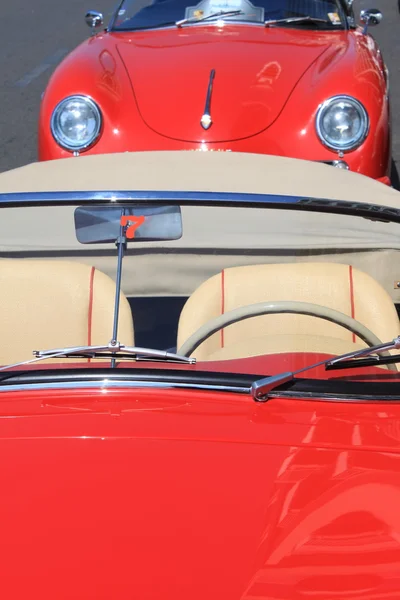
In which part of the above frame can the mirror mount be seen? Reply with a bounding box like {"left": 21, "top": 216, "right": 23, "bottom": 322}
{"left": 360, "top": 8, "right": 382, "bottom": 34}
{"left": 85, "top": 10, "right": 104, "bottom": 36}
{"left": 74, "top": 203, "right": 183, "bottom": 367}
{"left": 110, "top": 216, "right": 128, "bottom": 364}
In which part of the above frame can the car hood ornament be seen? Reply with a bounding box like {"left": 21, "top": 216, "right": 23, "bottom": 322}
{"left": 200, "top": 69, "right": 215, "bottom": 130}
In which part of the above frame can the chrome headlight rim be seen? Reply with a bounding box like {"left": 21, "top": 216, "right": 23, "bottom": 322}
{"left": 51, "top": 95, "right": 102, "bottom": 152}
{"left": 315, "top": 95, "right": 369, "bottom": 153}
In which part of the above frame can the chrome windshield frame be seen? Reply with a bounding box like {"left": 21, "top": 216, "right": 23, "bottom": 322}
{"left": 1, "top": 190, "right": 400, "bottom": 224}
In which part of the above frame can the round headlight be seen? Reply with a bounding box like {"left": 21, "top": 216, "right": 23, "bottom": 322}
{"left": 315, "top": 96, "right": 369, "bottom": 152}
{"left": 51, "top": 95, "right": 102, "bottom": 151}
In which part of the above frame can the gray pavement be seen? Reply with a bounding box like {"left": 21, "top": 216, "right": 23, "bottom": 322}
{"left": 0, "top": 0, "right": 116, "bottom": 172}
{"left": 0, "top": 0, "right": 399, "bottom": 177}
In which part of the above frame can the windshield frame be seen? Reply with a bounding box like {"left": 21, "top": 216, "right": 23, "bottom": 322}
{"left": 2, "top": 189, "right": 400, "bottom": 394}
{"left": 1, "top": 367, "right": 400, "bottom": 400}
{"left": 107, "top": 0, "right": 349, "bottom": 32}
{"left": 2, "top": 190, "right": 399, "bottom": 224}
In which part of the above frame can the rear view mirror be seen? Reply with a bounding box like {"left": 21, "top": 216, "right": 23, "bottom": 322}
{"left": 360, "top": 8, "right": 382, "bottom": 27}
{"left": 85, "top": 10, "right": 104, "bottom": 34}
{"left": 74, "top": 204, "right": 183, "bottom": 244}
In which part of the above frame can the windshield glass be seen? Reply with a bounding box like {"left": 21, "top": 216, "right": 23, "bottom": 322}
{"left": 111, "top": 0, "right": 346, "bottom": 30}
{"left": 1, "top": 196, "right": 400, "bottom": 382}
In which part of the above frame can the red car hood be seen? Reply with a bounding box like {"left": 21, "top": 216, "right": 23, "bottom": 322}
{"left": 116, "top": 27, "right": 335, "bottom": 142}
{"left": 1, "top": 384, "right": 400, "bottom": 599}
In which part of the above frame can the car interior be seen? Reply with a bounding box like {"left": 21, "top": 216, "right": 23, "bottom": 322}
{"left": 0, "top": 257, "right": 399, "bottom": 365}
{"left": 1, "top": 153, "right": 400, "bottom": 366}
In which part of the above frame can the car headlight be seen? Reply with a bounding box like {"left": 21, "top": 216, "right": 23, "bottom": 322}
{"left": 51, "top": 95, "right": 102, "bottom": 151}
{"left": 315, "top": 96, "right": 369, "bottom": 152}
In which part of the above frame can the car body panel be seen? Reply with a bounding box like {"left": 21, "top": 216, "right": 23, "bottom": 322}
{"left": 38, "top": 25, "right": 390, "bottom": 182}
{"left": 116, "top": 28, "right": 331, "bottom": 142}
{"left": 1, "top": 379, "right": 400, "bottom": 599}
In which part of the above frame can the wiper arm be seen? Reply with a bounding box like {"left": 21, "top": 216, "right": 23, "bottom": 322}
{"left": 0, "top": 342, "right": 195, "bottom": 373}
{"left": 176, "top": 10, "right": 243, "bottom": 27}
{"left": 35, "top": 342, "right": 196, "bottom": 363}
{"left": 251, "top": 336, "right": 400, "bottom": 402}
{"left": 265, "top": 16, "right": 330, "bottom": 27}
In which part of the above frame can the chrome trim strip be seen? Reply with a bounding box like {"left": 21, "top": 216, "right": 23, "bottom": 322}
{"left": 267, "top": 390, "right": 400, "bottom": 401}
{"left": 0, "top": 380, "right": 249, "bottom": 394}
{"left": 0, "top": 190, "right": 309, "bottom": 205}
{"left": 200, "top": 69, "right": 215, "bottom": 130}
{"left": 3, "top": 380, "right": 399, "bottom": 402}
{"left": 0, "top": 191, "right": 399, "bottom": 223}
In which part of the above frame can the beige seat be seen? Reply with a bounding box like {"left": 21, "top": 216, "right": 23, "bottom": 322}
{"left": 0, "top": 260, "right": 134, "bottom": 365}
{"left": 177, "top": 263, "right": 400, "bottom": 360}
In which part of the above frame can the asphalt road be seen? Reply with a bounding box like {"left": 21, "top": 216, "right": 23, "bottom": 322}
{"left": 0, "top": 0, "right": 399, "bottom": 176}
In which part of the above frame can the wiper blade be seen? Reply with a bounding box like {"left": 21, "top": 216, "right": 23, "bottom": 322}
{"left": 325, "top": 353, "right": 400, "bottom": 371}
{"left": 176, "top": 10, "right": 243, "bottom": 27}
{"left": 35, "top": 343, "right": 196, "bottom": 363}
{"left": 115, "top": 10, "right": 242, "bottom": 31}
{"left": 252, "top": 336, "right": 400, "bottom": 402}
{"left": 326, "top": 337, "right": 400, "bottom": 370}
{"left": 0, "top": 342, "right": 195, "bottom": 373}
{"left": 265, "top": 16, "right": 330, "bottom": 27}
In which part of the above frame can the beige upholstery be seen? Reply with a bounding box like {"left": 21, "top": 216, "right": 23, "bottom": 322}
{"left": 177, "top": 263, "right": 400, "bottom": 360}
{"left": 0, "top": 260, "right": 134, "bottom": 365}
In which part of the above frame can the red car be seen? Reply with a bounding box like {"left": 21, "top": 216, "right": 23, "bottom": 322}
{"left": 38, "top": 0, "right": 390, "bottom": 183}
{"left": 1, "top": 150, "right": 400, "bottom": 598}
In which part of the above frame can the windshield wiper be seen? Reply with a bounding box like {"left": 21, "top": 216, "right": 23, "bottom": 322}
{"left": 0, "top": 342, "right": 195, "bottom": 373}
{"left": 265, "top": 16, "right": 331, "bottom": 27}
{"left": 176, "top": 10, "right": 243, "bottom": 27}
{"left": 115, "top": 10, "right": 244, "bottom": 31}
{"left": 251, "top": 336, "right": 400, "bottom": 402}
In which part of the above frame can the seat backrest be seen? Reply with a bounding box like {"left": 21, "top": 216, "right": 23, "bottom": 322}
{"left": 177, "top": 263, "right": 400, "bottom": 360}
{"left": 0, "top": 260, "right": 134, "bottom": 365}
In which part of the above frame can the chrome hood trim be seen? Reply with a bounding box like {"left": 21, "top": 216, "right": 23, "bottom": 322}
{"left": 200, "top": 69, "right": 215, "bottom": 130}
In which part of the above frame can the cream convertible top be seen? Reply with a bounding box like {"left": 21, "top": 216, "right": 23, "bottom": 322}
{"left": 1, "top": 151, "right": 400, "bottom": 299}
{"left": 0, "top": 151, "right": 398, "bottom": 200}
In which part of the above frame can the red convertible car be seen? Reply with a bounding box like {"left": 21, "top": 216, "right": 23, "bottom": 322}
{"left": 1, "top": 150, "right": 400, "bottom": 598}
{"left": 38, "top": 0, "right": 390, "bottom": 183}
